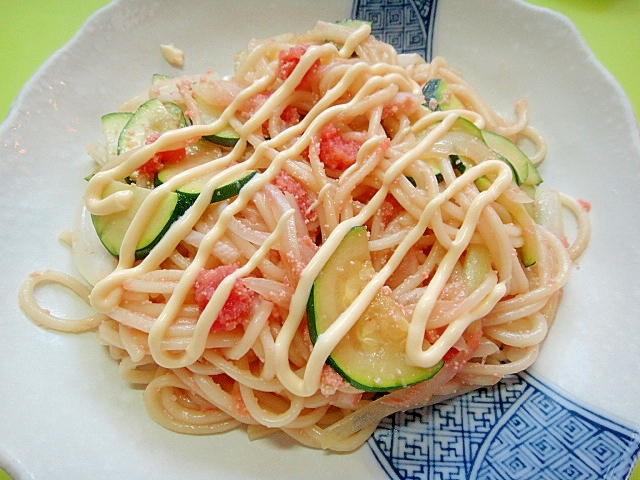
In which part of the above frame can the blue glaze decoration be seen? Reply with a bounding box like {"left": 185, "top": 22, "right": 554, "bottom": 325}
{"left": 368, "top": 373, "right": 640, "bottom": 479}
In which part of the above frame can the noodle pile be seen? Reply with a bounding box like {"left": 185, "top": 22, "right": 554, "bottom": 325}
{"left": 19, "top": 21, "right": 590, "bottom": 451}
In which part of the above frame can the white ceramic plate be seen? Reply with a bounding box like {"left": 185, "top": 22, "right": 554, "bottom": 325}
{"left": 1, "top": 0, "right": 639, "bottom": 478}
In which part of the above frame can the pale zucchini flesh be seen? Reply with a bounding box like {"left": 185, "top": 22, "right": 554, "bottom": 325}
{"left": 91, "top": 180, "right": 188, "bottom": 259}
{"left": 307, "top": 226, "right": 443, "bottom": 392}
{"left": 193, "top": 94, "right": 241, "bottom": 147}
{"left": 117, "top": 98, "right": 188, "bottom": 155}
{"left": 423, "top": 78, "right": 464, "bottom": 111}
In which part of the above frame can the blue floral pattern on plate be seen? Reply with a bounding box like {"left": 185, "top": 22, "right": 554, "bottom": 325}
{"left": 368, "top": 373, "right": 640, "bottom": 479}
{"left": 352, "top": 0, "right": 438, "bottom": 60}
{"left": 351, "top": 0, "right": 640, "bottom": 478}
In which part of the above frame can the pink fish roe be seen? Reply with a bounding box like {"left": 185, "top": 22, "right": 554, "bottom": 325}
{"left": 194, "top": 265, "right": 255, "bottom": 331}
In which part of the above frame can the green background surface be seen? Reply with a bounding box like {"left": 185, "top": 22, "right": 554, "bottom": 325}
{"left": 0, "top": 1, "right": 638, "bottom": 479}
{"left": 0, "top": 0, "right": 638, "bottom": 121}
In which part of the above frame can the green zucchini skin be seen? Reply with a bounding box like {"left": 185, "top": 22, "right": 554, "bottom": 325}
{"left": 482, "top": 130, "right": 541, "bottom": 187}
{"left": 450, "top": 154, "right": 538, "bottom": 267}
{"left": 204, "top": 128, "right": 241, "bottom": 148}
{"left": 210, "top": 171, "right": 257, "bottom": 202}
{"left": 91, "top": 180, "right": 191, "bottom": 260}
{"left": 435, "top": 115, "right": 541, "bottom": 190}
{"left": 117, "top": 98, "right": 188, "bottom": 155}
{"left": 193, "top": 94, "right": 241, "bottom": 147}
{"left": 155, "top": 163, "right": 257, "bottom": 205}
{"left": 422, "top": 77, "right": 542, "bottom": 188}
{"left": 423, "top": 78, "right": 464, "bottom": 111}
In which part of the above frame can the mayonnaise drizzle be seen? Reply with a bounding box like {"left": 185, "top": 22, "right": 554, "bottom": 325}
{"left": 19, "top": 22, "right": 591, "bottom": 448}
{"left": 87, "top": 24, "right": 515, "bottom": 398}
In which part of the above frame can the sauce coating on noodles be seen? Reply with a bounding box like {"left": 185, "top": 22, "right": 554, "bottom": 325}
{"left": 19, "top": 20, "right": 590, "bottom": 451}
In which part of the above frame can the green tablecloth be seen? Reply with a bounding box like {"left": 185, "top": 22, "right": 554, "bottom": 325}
{"left": 1, "top": 0, "right": 638, "bottom": 121}
{"left": 0, "top": 2, "right": 638, "bottom": 480}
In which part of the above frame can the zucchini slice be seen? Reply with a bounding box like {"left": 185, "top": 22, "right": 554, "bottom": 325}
{"left": 117, "top": 98, "right": 188, "bottom": 155}
{"left": 91, "top": 180, "right": 189, "bottom": 259}
{"left": 428, "top": 115, "right": 542, "bottom": 188}
{"left": 463, "top": 244, "right": 492, "bottom": 294}
{"left": 451, "top": 116, "right": 484, "bottom": 140}
{"left": 497, "top": 196, "right": 538, "bottom": 267}
{"left": 449, "top": 154, "right": 492, "bottom": 191}
{"left": 307, "top": 226, "right": 443, "bottom": 392}
{"left": 335, "top": 19, "right": 372, "bottom": 29}
{"left": 420, "top": 77, "right": 542, "bottom": 187}
{"left": 451, "top": 155, "right": 537, "bottom": 266}
{"left": 448, "top": 119, "right": 524, "bottom": 184}
{"left": 423, "top": 78, "right": 464, "bottom": 111}
{"left": 449, "top": 119, "right": 536, "bottom": 187}
{"left": 156, "top": 160, "right": 257, "bottom": 204}
{"left": 482, "top": 130, "right": 542, "bottom": 186}
{"left": 101, "top": 112, "right": 132, "bottom": 161}
{"left": 193, "top": 94, "right": 241, "bottom": 147}
{"left": 151, "top": 73, "right": 170, "bottom": 85}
